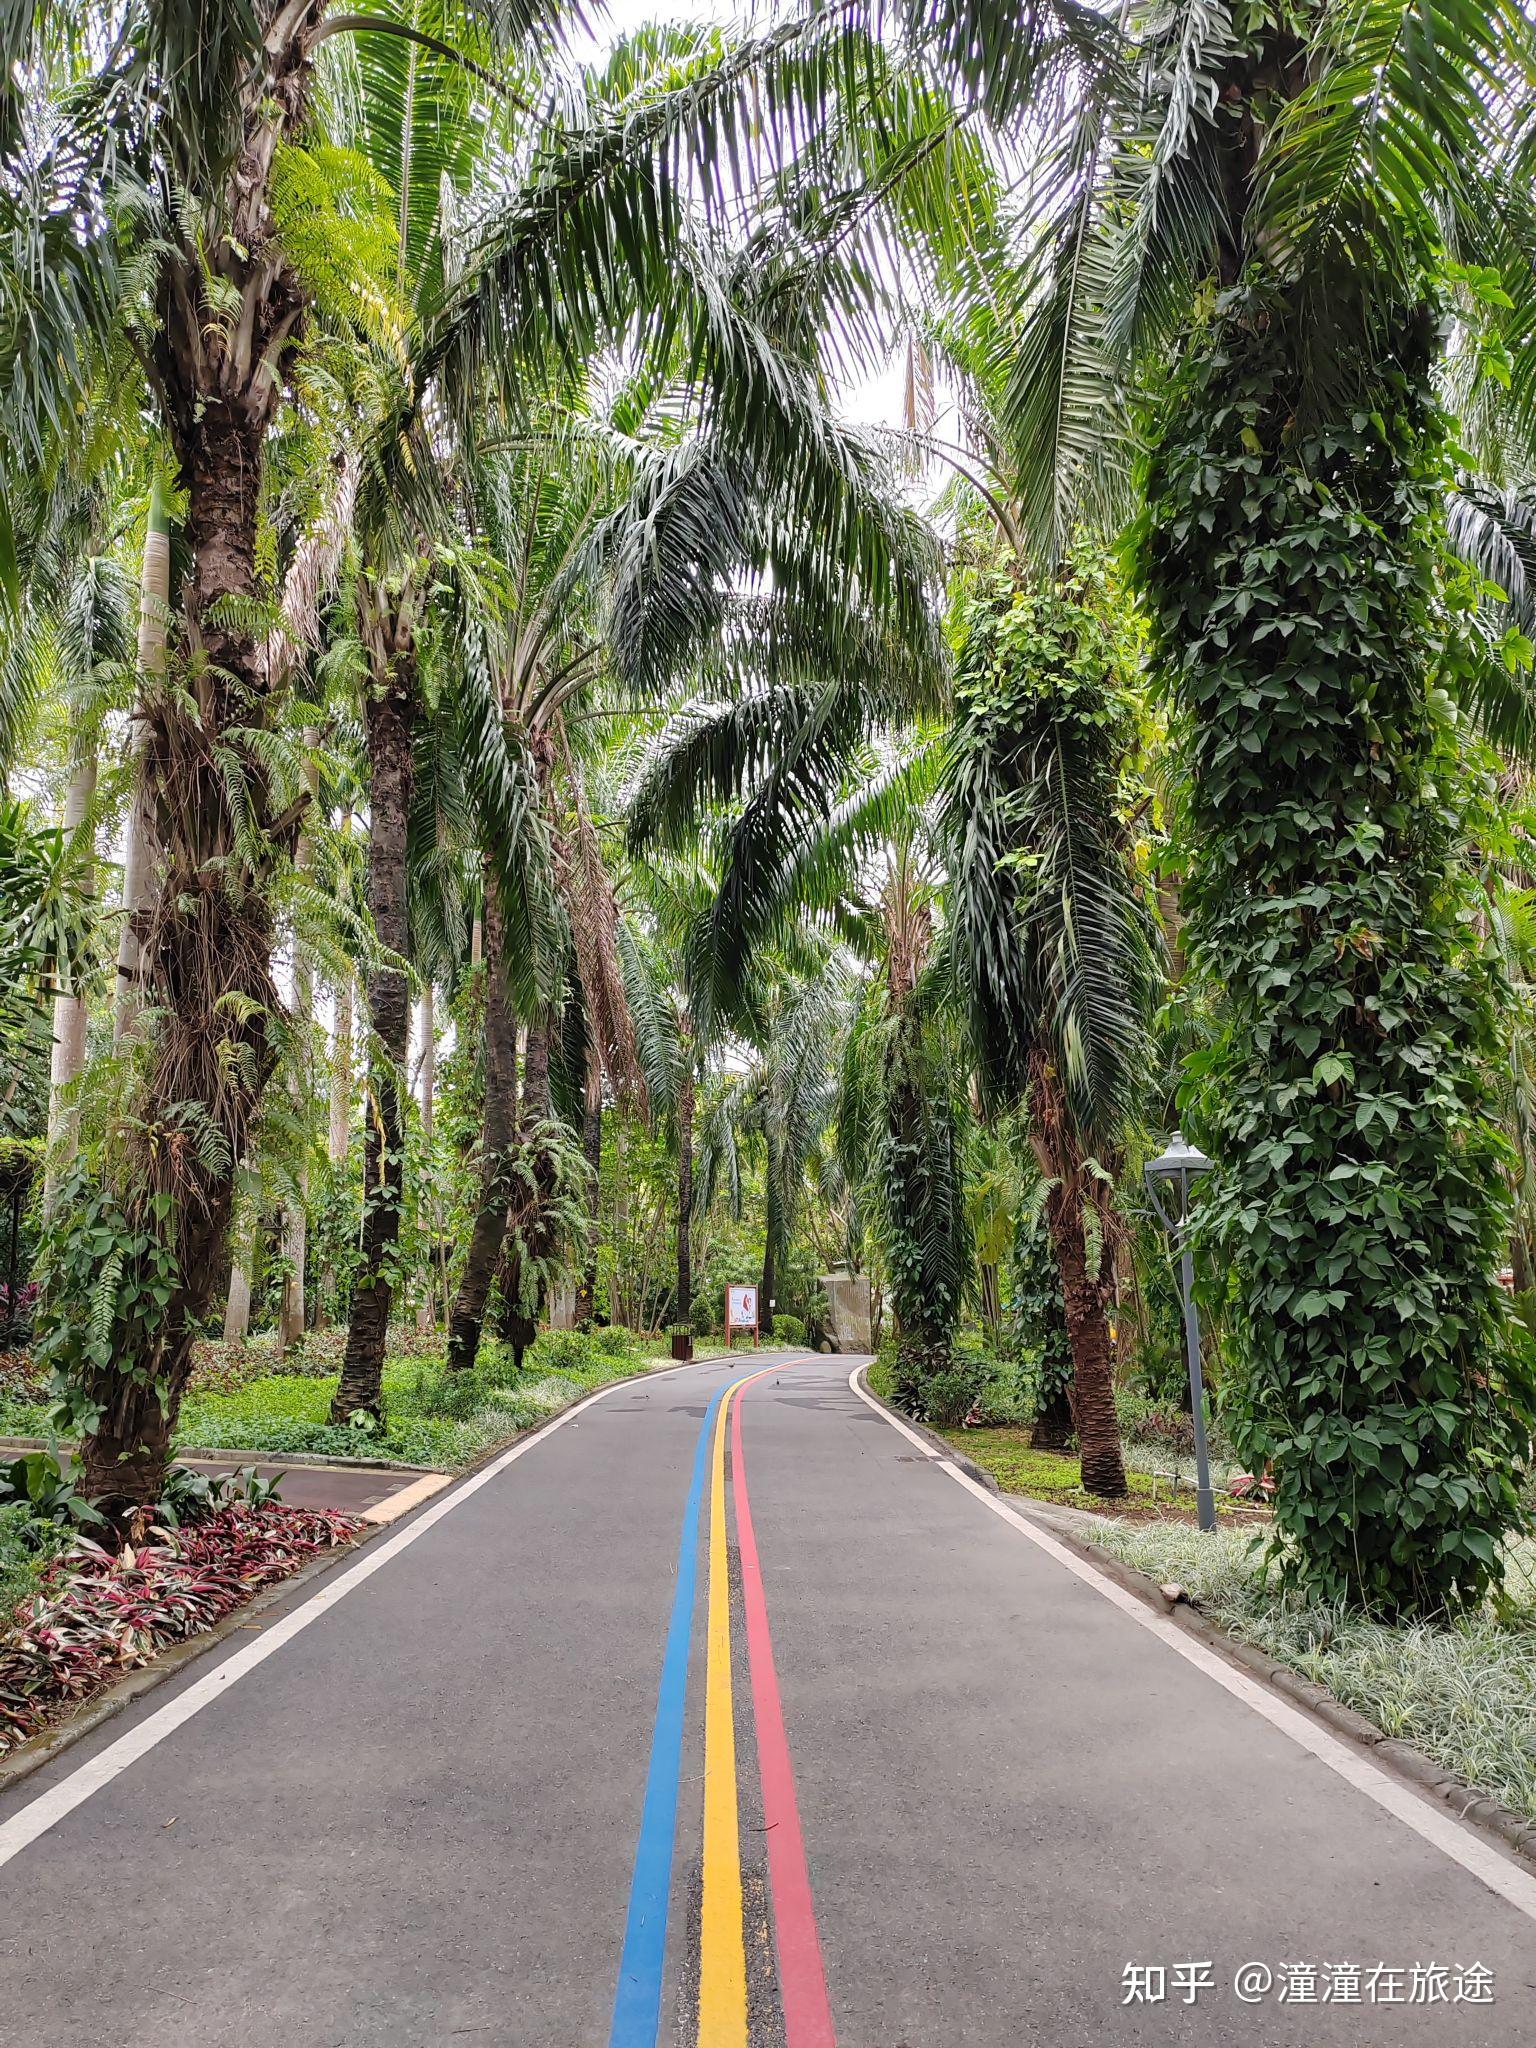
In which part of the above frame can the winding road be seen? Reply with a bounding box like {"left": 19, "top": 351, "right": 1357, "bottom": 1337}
{"left": 2, "top": 1349, "right": 1535, "bottom": 2044}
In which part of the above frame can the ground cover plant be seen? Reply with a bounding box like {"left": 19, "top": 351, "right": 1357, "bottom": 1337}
{"left": 0, "top": 1499, "right": 359, "bottom": 1758}
{"left": 1094, "top": 1522, "right": 1536, "bottom": 1828}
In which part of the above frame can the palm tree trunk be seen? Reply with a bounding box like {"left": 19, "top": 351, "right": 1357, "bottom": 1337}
{"left": 76, "top": 13, "right": 327, "bottom": 1512}
{"left": 329, "top": 977, "right": 353, "bottom": 1167}
{"left": 498, "top": 1022, "right": 552, "bottom": 1369}
{"left": 612, "top": 1120, "right": 630, "bottom": 1328}
{"left": 576, "top": 1091, "right": 602, "bottom": 1328}
{"left": 760, "top": 1162, "right": 778, "bottom": 1339}
{"left": 44, "top": 738, "right": 97, "bottom": 1205}
{"left": 1046, "top": 1187, "right": 1126, "bottom": 1498}
{"left": 333, "top": 586, "right": 416, "bottom": 1421}
{"left": 279, "top": 751, "right": 318, "bottom": 1354}
{"left": 1030, "top": 1381, "right": 1075, "bottom": 1452}
{"left": 446, "top": 880, "right": 517, "bottom": 1372}
{"left": 315, "top": 973, "right": 352, "bottom": 1329}
{"left": 979, "top": 1260, "right": 1001, "bottom": 1335}
{"left": 114, "top": 478, "right": 169, "bottom": 1044}
{"left": 676, "top": 1062, "right": 695, "bottom": 1331}
{"left": 415, "top": 985, "right": 437, "bottom": 1334}
{"left": 223, "top": 1229, "right": 253, "bottom": 1341}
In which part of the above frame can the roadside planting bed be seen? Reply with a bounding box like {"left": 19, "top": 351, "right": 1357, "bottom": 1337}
{"left": 1, "top": 1499, "right": 359, "bottom": 1761}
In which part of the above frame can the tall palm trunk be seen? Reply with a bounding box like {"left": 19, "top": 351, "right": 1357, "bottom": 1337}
{"left": 759, "top": 1123, "right": 781, "bottom": 1339}
{"left": 576, "top": 1090, "right": 602, "bottom": 1327}
{"left": 315, "top": 974, "right": 352, "bottom": 1329}
{"left": 115, "top": 478, "right": 169, "bottom": 1044}
{"left": 1044, "top": 1175, "right": 1125, "bottom": 1497}
{"left": 676, "top": 1054, "right": 695, "bottom": 1332}
{"left": 415, "top": 986, "right": 438, "bottom": 1334}
{"left": 332, "top": 582, "right": 417, "bottom": 1421}
{"left": 612, "top": 1120, "right": 630, "bottom": 1327}
{"left": 279, "top": 749, "right": 319, "bottom": 1354}
{"left": 76, "top": 9, "right": 327, "bottom": 1509}
{"left": 496, "top": 1023, "right": 554, "bottom": 1369}
{"left": 446, "top": 878, "right": 517, "bottom": 1372}
{"left": 44, "top": 737, "right": 97, "bottom": 1204}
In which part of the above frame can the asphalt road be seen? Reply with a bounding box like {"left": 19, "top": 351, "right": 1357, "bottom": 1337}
{"left": 2, "top": 1350, "right": 1535, "bottom": 2046}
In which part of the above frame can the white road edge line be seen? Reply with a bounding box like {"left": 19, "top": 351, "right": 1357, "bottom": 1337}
{"left": 848, "top": 1363, "right": 1536, "bottom": 1928}
{"left": 0, "top": 1353, "right": 724, "bottom": 1872}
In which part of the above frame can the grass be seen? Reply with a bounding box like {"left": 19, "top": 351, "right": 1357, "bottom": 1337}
{"left": 178, "top": 1341, "right": 672, "bottom": 1469}
{"left": 0, "top": 1327, "right": 691, "bottom": 1472}
{"left": 1090, "top": 1520, "right": 1536, "bottom": 1824}
{"left": 936, "top": 1427, "right": 1260, "bottom": 1523}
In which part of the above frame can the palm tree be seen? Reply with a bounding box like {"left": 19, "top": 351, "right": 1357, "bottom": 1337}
{"left": 941, "top": 555, "right": 1159, "bottom": 1495}
{"left": 6, "top": 2, "right": 945, "bottom": 1504}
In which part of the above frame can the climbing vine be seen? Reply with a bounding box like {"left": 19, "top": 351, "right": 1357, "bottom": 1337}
{"left": 1138, "top": 281, "right": 1536, "bottom": 1613}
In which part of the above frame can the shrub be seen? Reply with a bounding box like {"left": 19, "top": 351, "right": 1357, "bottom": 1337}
{"left": 588, "top": 1325, "right": 636, "bottom": 1360}
{"left": 535, "top": 1329, "right": 588, "bottom": 1374}
{"left": 0, "top": 1502, "right": 65, "bottom": 1622}
{"left": 0, "top": 1450, "right": 104, "bottom": 1533}
{"left": 771, "top": 1313, "right": 806, "bottom": 1348}
{"left": 890, "top": 1339, "right": 992, "bottom": 1427}
{"left": 922, "top": 1368, "right": 985, "bottom": 1429}
{"left": 1117, "top": 1393, "right": 1197, "bottom": 1456}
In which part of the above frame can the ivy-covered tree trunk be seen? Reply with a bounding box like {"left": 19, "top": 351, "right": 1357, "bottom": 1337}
{"left": 1013, "top": 1210, "right": 1075, "bottom": 1451}
{"left": 446, "top": 880, "right": 517, "bottom": 1373}
{"left": 332, "top": 584, "right": 417, "bottom": 1422}
{"left": 1141, "top": 291, "right": 1535, "bottom": 1609}
{"left": 880, "top": 1003, "right": 968, "bottom": 1406}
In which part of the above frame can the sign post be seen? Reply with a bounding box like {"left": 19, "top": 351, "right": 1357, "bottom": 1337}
{"left": 725, "top": 1283, "right": 759, "bottom": 1349}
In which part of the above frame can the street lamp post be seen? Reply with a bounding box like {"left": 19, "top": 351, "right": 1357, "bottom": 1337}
{"left": 1144, "top": 1132, "right": 1217, "bottom": 1533}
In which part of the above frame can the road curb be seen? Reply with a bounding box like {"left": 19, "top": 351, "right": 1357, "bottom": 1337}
{"left": 0, "top": 1349, "right": 748, "bottom": 1801}
{"left": 852, "top": 1366, "right": 1536, "bottom": 1878}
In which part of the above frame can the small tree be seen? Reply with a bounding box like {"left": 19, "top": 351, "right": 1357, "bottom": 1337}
{"left": 943, "top": 560, "right": 1160, "bottom": 1496}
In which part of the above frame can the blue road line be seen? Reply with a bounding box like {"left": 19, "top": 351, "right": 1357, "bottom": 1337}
{"left": 608, "top": 1376, "right": 730, "bottom": 2048}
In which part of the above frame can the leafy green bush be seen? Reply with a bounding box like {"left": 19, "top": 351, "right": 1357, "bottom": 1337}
{"left": 770, "top": 1313, "right": 806, "bottom": 1348}
{"left": 890, "top": 1340, "right": 990, "bottom": 1427}
{"left": 0, "top": 1449, "right": 103, "bottom": 1531}
{"left": 155, "top": 1463, "right": 283, "bottom": 1528}
{"left": 534, "top": 1329, "right": 589, "bottom": 1374}
{"left": 588, "top": 1325, "right": 636, "bottom": 1360}
{"left": 0, "top": 1501, "right": 66, "bottom": 1622}
{"left": 923, "top": 1368, "right": 985, "bottom": 1428}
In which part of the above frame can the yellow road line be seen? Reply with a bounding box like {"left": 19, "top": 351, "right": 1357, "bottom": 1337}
{"left": 698, "top": 1382, "right": 748, "bottom": 2048}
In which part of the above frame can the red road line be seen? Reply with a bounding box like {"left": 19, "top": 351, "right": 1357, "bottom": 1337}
{"left": 731, "top": 1386, "right": 838, "bottom": 2048}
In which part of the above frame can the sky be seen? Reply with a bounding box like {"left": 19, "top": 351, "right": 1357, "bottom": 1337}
{"left": 568, "top": 0, "right": 917, "bottom": 433}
